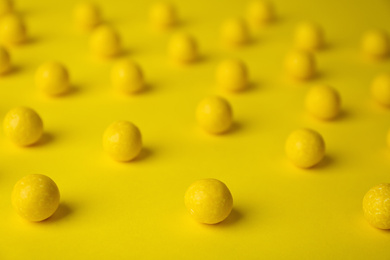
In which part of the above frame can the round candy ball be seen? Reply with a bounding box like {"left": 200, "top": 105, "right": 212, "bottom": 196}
{"left": 294, "top": 22, "right": 324, "bottom": 51}
{"left": 285, "top": 128, "right": 325, "bottom": 168}
{"left": 196, "top": 96, "right": 233, "bottom": 134}
{"left": 216, "top": 58, "right": 248, "bottom": 92}
{"left": 73, "top": 1, "right": 102, "bottom": 31}
{"left": 149, "top": 1, "right": 177, "bottom": 30}
{"left": 221, "top": 17, "right": 250, "bottom": 47}
{"left": 246, "top": 0, "right": 275, "bottom": 26}
{"left": 362, "top": 29, "right": 390, "bottom": 59}
{"left": 305, "top": 84, "right": 341, "bottom": 120}
{"left": 111, "top": 59, "right": 144, "bottom": 94}
{"left": 0, "top": 45, "right": 10, "bottom": 74}
{"left": 35, "top": 61, "right": 70, "bottom": 96}
{"left": 285, "top": 50, "right": 316, "bottom": 80}
{"left": 103, "top": 120, "right": 142, "bottom": 162}
{"left": 185, "top": 178, "right": 233, "bottom": 224}
{"left": 12, "top": 174, "right": 60, "bottom": 222}
{"left": 90, "top": 24, "right": 121, "bottom": 58}
{"left": 0, "top": 14, "right": 26, "bottom": 45}
{"left": 363, "top": 183, "right": 390, "bottom": 229}
{"left": 168, "top": 32, "right": 198, "bottom": 64}
{"left": 3, "top": 106, "right": 43, "bottom": 146}
{"left": 371, "top": 73, "right": 390, "bottom": 107}
{"left": 0, "top": 0, "right": 13, "bottom": 17}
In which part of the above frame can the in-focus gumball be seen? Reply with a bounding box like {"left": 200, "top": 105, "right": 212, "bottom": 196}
{"left": 216, "top": 58, "right": 248, "bottom": 92}
{"left": 3, "top": 106, "right": 43, "bottom": 146}
{"left": 363, "top": 183, "right": 390, "bottom": 229}
{"left": 35, "top": 61, "right": 70, "bottom": 96}
{"left": 285, "top": 50, "right": 316, "bottom": 80}
{"left": 90, "top": 24, "right": 121, "bottom": 58}
{"left": 305, "top": 85, "right": 341, "bottom": 120}
{"left": 294, "top": 22, "right": 324, "bottom": 51}
{"left": 221, "top": 18, "right": 250, "bottom": 47}
{"left": 168, "top": 32, "right": 198, "bottom": 64}
{"left": 285, "top": 128, "right": 325, "bottom": 168}
{"left": 246, "top": 0, "right": 275, "bottom": 27}
{"left": 12, "top": 174, "right": 60, "bottom": 222}
{"left": 111, "top": 59, "right": 144, "bottom": 94}
{"left": 0, "top": 45, "right": 10, "bottom": 74}
{"left": 73, "top": 1, "right": 102, "bottom": 31}
{"left": 185, "top": 178, "right": 233, "bottom": 224}
{"left": 371, "top": 73, "right": 390, "bottom": 107}
{"left": 0, "top": 0, "right": 13, "bottom": 17}
{"left": 0, "top": 14, "right": 26, "bottom": 45}
{"left": 196, "top": 96, "right": 233, "bottom": 134}
{"left": 149, "top": 1, "right": 177, "bottom": 30}
{"left": 362, "top": 30, "right": 390, "bottom": 59}
{"left": 103, "top": 120, "right": 142, "bottom": 162}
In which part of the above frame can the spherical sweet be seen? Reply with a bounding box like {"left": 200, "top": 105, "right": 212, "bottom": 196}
{"left": 35, "top": 61, "right": 70, "bottom": 96}
{"left": 149, "top": 2, "right": 177, "bottom": 30}
{"left": 216, "top": 58, "right": 248, "bottom": 92}
{"left": 0, "top": 45, "right": 10, "bottom": 74}
{"left": 12, "top": 174, "right": 60, "bottom": 222}
{"left": 285, "top": 128, "right": 325, "bottom": 168}
{"left": 0, "top": 0, "right": 13, "bottom": 17}
{"left": 3, "top": 106, "right": 43, "bottom": 146}
{"left": 363, "top": 183, "right": 390, "bottom": 229}
{"left": 294, "top": 22, "right": 324, "bottom": 51}
{"left": 246, "top": 0, "right": 275, "bottom": 26}
{"left": 305, "top": 85, "right": 341, "bottom": 120}
{"left": 103, "top": 120, "right": 142, "bottom": 162}
{"left": 221, "top": 18, "right": 250, "bottom": 47}
{"left": 111, "top": 59, "right": 144, "bottom": 94}
{"left": 185, "top": 178, "right": 233, "bottom": 224}
{"left": 90, "top": 24, "right": 121, "bottom": 58}
{"left": 168, "top": 32, "right": 198, "bottom": 63}
{"left": 196, "top": 96, "right": 233, "bottom": 134}
{"left": 362, "top": 30, "right": 390, "bottom": 59}
{"left": 0, "top": 14, "right": 26, "bottom": 45}
{"left": 73, "top": 1, "right": 102, "bottom": 31}
{"left": 371, "top": 73, "right": 390, "bottom": 107}
{"left": 285, "top": 50, "right": 316, "bottom": 80}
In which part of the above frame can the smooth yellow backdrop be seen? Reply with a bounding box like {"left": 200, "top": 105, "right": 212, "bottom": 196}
{"left": 0, "top": 0, "right": 390, "bottom": 259}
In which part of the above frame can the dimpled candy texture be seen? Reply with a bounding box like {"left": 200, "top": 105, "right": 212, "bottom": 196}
{"left": 363, "top": 183, "right": 390, "bottom": 229}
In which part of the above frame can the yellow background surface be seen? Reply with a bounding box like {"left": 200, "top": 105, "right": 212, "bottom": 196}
{"left": 0, "top": 0, "right": 390, "bottom": 259}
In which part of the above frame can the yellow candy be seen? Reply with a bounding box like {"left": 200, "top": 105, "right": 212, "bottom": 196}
{"left": 305, "top": 85, "right": 341, "bottom": 120}
{"left": 363, "top": 183, "right": 390, "bottom": 229}
{"left": 168, "top": 32, "right": 198, "bottom": 64}
{"left": 221, "top": 18, "right": 250, "bottom": 47}
{"left": 285, "top": 50, "right": 316, "bottom": 80}
{"left": 73, "top": 1, "right": 102, "bottom": 31}
{"left": 12, "top": 174, "right": 60, "bottom": 222}
{"left": 35, "top": 61, "right": 70, "bottom": 96}
{"left": 294, "top": 22, "right": 324, "bottom": 51}
{"left": 149, "top": 1, "right": 177, "bottom": 30}
{"left": 285, "top": 128, "right": 325, "bottom": 168}
{"left": 111, "top": 59, "right": 144, "bottom": 94}
{"left": 90, "top": 24, "right": 121, "bottom": 58}
{"left": 3, "top": 106, "right": 43, "bottom": 146}
{"left": 216, "top": 58, "right": 248, "bottom": 92}
{"left": 196, "top": 96, "right": 233, "bottom": 134}
{"left": 0, "top": 14, "right": 26, "bottom": 46}
{"left": 0, "top": 45, "right": 10, "bottom": 74}
{"left": 246, "top": 0, "right": 275, "bottom": 26}
{"left": 371, "top": 73, "right": 390, "bottom": 107}
{"left": 0, "top": 0, "right": 13, "bottom": 17}
{"left": 362, "top": 30, "right": 390, "bottom": 59}
{"left": 103, "top": 120, "right": 142, "bottom": 162}
{"left": 185, "top": 178, "right": 233, "bottom": 224}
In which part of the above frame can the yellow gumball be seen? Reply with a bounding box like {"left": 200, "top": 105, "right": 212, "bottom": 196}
{"left": 12, "top": 174, "right": 60, "bottom": 222}
{"left": 196, "top": 96, "right": 233, "bottom": 134}
{"left": 363, "top": 183, "right": 390, "bottom": 229}
{"left": 185, "top": 178, "right": 233, "bottom": 224}
{"left": 294, "top": 22, "right": 324, "bottom": 51}
{"left": 111, "top": 59, "right": 144, "bottom": 94}
{"left": 221, "top": 17, "right": 250, "bottom": 47}
{"left": 246, "top": 0, "right": 275, "bottom": 27}
{"left": 149, "top": 1, "right": 177, "bottom": 30}
{"left": 362, "top": 29, "right": 390, "bottom": 59}
{"left": 103, "top": 120, "right": 142, "bottom": 162}
{"left": 35, "top": 61, "right": 70, "bottom": 96}
{"left": 371, "top": 73, "right": 390, "bottom": 107}
{"left": 285, "top": 50, "right": 316, "bottom": 80}
{"left": 305, "top": 85, "right": 341, "bottom": 120}
{"left": 73, "top": 1, "right": 102, "bottom": 31}
{"left": 285, "top": 128, "right": 325, "bottom": 168}
{"left": 0, "top": 45, "right": 10, "bottom": 74}
{"left": 0, "top": 14, "right": 26, "bottom": 46}
{"left": 168, "top": 32, "right": 198, "bottom": 64}
{"left": 3, "top": 106, "right": 43, "bottom": 146}
{"left": 90, "top": 24, "right": 121, "bottom": 58}
{"left": 216, "top": 58, "right": 248, "bottom": 92}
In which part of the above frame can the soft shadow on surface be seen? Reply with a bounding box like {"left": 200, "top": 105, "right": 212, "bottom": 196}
{"left": 225, "top": 122, "right": 242, "bottom": 135}
{"left": 217, "top": 209, "right": 243, "bottom": 227}
{"left": 2, "top": 65, "right": 22, "bottom": 76}
{"left": 30, "top": 133, "right": 55, "bottom": 147}
{"left": 44, "top": 203, "right": 73, "bottom": 223}
{"left": 130, "top": 147, "right": 153, "bottom": 162}
{"left": 311, "top": 155, "right": 334, "bottom": 170}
